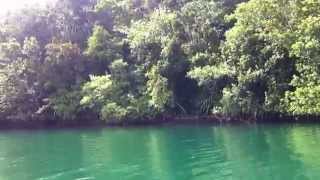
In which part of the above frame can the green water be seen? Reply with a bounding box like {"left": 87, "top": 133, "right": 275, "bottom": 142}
{"left": 1, "top": 124, "right": 320, "bottom": 180}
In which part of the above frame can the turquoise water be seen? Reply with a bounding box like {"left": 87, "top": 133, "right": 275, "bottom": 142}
{"left": 1, "top": 124, "right": 320, "bottom": 180}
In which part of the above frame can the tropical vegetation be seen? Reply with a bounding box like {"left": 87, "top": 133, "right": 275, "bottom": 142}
{"left": 0, "top": 0, "right": 319, "bottom": 125}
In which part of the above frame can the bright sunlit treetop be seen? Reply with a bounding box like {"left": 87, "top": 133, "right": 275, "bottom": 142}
{"left": 0, "top": 0, "right": 56, "bottom": 15}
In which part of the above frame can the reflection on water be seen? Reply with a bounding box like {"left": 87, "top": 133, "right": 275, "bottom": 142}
{"left": 0, "top": 124, "right": 320, "bottom": 180}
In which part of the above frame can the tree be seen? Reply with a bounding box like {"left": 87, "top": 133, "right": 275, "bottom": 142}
{"left": 85, "top": 25, "right": 123, "bottom": 74}
{"left": 281, "top": 0, "right": 320, "bottom": 115}
{"left": 128, "top": 8, "right": 197, "bottom": 114}
{"left": 146, "top": 65, "right": 172, "bottom": 110}
{"left": 80, "top": 57, "right": 156, "bottom": 122}
{"left": 188, "top": 0, "right": 297, "bottom": 116}
{"left": 0, "top": 37, "right": 42, "bottom": 120}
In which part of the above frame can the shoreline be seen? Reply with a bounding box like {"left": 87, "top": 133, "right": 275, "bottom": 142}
{"left": 0, "top": 114, "right": 319, "bottom": 130}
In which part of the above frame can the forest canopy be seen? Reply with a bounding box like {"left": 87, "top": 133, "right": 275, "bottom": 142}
{"left": 0, "top": 0, "right": 319, "bottom": 124}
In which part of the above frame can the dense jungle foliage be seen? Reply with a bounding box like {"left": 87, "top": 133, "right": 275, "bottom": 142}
{"left": 0, "top": 0, "right": 319, "bottom": 124}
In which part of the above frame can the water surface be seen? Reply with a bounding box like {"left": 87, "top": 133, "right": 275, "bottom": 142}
{"left": 1, "top": 124, "right": 320, "bottom": 180}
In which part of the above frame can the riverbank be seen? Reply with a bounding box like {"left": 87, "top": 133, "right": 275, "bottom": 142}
{"left": 0, "top": 113, "right": 319, "bottom": 130}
